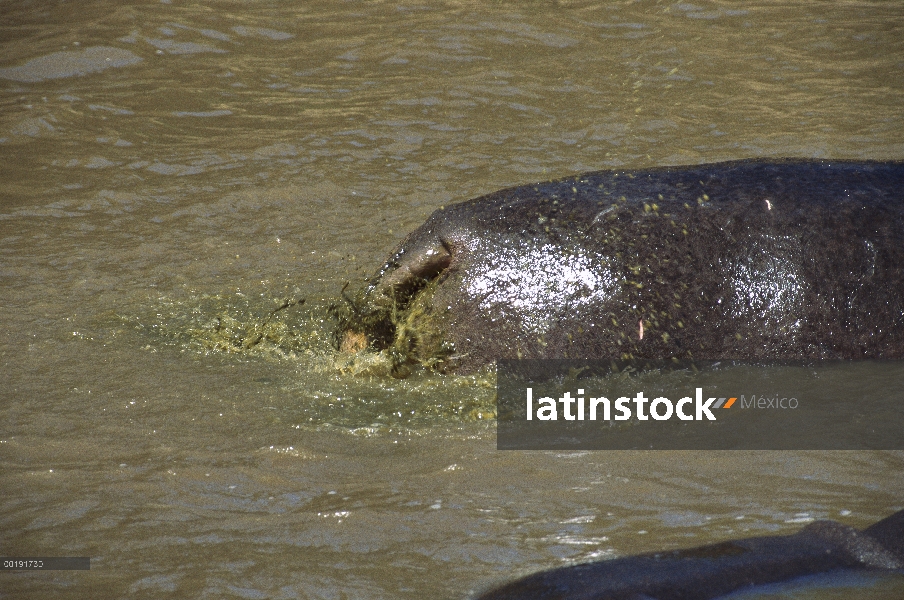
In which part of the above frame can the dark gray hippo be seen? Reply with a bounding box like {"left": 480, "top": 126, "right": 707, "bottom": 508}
{"left": 337, "top": 159, "right": 904, "bottom": 373}
{"left": 473, "top": 509, "right": 904, "bottom": 600}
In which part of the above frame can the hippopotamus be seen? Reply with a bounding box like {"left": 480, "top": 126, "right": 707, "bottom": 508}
{"left": 473, "top": 509, "right": 904, "bottom": 600}
{"left": 337, "top": 159, "right": 904, "bottom": 373}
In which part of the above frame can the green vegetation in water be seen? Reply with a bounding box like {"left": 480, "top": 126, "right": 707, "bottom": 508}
{"left": 330, "top": 276, "right": 459, "bottom": 376}
{"left": 119, "top": 290, "right": 498, "bottom": 426}
{"left": 123, "top": 292, "right": 331, "bottom": 360}
{"left": 194, "top": 297, "right": 308, "bottom": 354}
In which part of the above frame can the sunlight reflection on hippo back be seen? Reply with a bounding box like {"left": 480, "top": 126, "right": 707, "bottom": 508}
{"left": 463, "top": 237, "right": 620, "bottom": 336}
{"left": 725, "top": 233, "right": 807, "bottom": 337}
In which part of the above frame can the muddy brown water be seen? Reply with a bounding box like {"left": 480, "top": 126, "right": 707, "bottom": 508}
{"left": 1, "top": 1, "right": 903, "bottom": 598}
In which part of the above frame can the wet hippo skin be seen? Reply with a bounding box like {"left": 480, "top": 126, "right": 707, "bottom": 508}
{"left": 340, "top": 159, "right": 904, "bottom": 373}
{"left": 473, "top": 510, "right": 904, "bottom": 600}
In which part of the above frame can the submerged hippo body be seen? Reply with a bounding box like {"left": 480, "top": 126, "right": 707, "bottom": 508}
{"left": 344, "top": 159, "right": 904, "bottom": 373}
{"left": 474, "top": 509, "right": 904, "bottom": 600}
